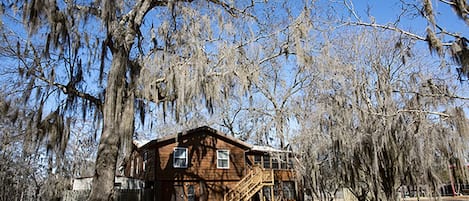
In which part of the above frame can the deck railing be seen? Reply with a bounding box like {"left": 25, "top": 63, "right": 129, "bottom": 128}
{"left": 224, "top": 166, "right": 274, "bottom": 201}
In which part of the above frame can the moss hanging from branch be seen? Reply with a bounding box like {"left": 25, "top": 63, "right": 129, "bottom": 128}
{"left": 426, "top": 27, "right": 444, "bottom": 56}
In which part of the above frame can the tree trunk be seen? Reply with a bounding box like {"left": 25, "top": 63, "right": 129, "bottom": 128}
{"left": 88, "top": 49, "right": 129, "bottom": 201}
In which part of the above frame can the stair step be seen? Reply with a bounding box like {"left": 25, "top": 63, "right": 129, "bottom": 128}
{"left": 224, "top": 167, "right": 274, "bottom": 201}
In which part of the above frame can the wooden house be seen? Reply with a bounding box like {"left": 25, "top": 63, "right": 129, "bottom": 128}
{"left": 128, "top": 126, "right": 302, "bottom": 201}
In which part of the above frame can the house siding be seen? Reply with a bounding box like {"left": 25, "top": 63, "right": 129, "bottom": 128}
{"left": 146, "top": 129, "right": 249, "bottom": 200}
{"left": 155, "top": 180, "right": 238, "bottom": 201}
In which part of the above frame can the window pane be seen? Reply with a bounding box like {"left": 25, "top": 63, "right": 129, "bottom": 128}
{"left": 272, "top": 158, "right": 279, "bottom": 169}
{"left": 143, "top": 151, "right": 148, "bottom": 172}
{"left": 283, "top": 182, "right": 295, "bottom": 199}
{"left": 175, "top": 148, "right": 186, "bottom": 158}
{"left": 218, "top": 159, "right": 228, "bottom": 168}
{"left": 218, "top": 150, "right": 228, "bottom": 159}
{"left": 254, "top": 155, "right": 262, "bottom": 165}
{"left": 188, "top": 185, "right": 195, "bottom": 201}
{"left": 263, "top": 186, "right": 271, "bottom": 200}
{"left": 281, "top": 161, "right": 287, "bottom": 169}
{"left": 263, "top": 155, "right": 270, "bottom": 169}
{"left": 274, "top": 182, "right": 280, "bottom": 196}
{"left": 281, "top": 154, "right": 287, "bottom": 169}
{"left": 175, "top": 158, "right": 186, "bottom": 167}
{"left": 287, "top": 158, "right": 293, "bottom": 169}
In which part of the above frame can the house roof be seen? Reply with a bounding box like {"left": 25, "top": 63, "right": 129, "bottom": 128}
{"left": 139, "top": 126, "right": 253, "bottom": 150}
{"left": 251, "top": 145, "right": 289, "bottom": 153}
{"left": 133, "top": 139, "right": 150, "bottom": 148}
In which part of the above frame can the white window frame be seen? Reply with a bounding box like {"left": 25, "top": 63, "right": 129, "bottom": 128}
{"left": 136, "top": 157, "right": 140, "bottom": 175}
{"left": 130, "top": 157, "right": 135, "bottom": 177}
{"left": 173, "top": 147, "right": 188, "bottom": 168}
{"left": 217, "top": 150, "right": 230, "bottom": 169}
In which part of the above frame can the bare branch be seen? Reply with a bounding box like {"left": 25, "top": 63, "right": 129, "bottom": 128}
{"left": 392, "top": 90, "right": 469, "bottom": 100}
{"left": 32, "top": 71, "right": 103, "bottom": 111}
{"left": 367, "top": 109, "right": 451, "bottom": 118}
{"left": 342, "top": 0, "right": 361, "bottom": 22}
{"left": 439, "top": 0, "right": 457, "bottom": 6}
{"left": 346, "top": 21, "right": 425, "bottom": 40}
{"left": 346, "top": 21, "right": 453, "bottom": 46}
{"left": 207, "top": 0, "right": 257, "bottom": 18}
{"left": 439, "top": 0, "right": 469, "bottom": 15}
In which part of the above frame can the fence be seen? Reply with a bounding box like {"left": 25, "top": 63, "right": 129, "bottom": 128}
{"left": 63, "top": 189, "right": 154, "bottom": 201}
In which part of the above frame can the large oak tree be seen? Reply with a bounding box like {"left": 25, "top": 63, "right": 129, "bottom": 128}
{"left": 0, "top": 0, "right": 314, "bottom": 200}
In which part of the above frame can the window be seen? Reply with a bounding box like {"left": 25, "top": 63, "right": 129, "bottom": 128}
{"left": 283, "top": 181, "right": 296, "bottom": 199}
{"left": 280, "top": 154, "right": 287, "bottom": 169}
{"left": 130, "top": 157, "right": 135, "bottom": 177}
{"left": 263, "top": 155, "right": 270, "bottom": 169}
{"left": 287, "top": 157, "right": 294, "bottom": 169}
{"left": 187, "top": 185, "right": 195, "bottom": 201}
{"left": 274, "top": 182, "right": 280, "bottom": 199}
{"left": 217, "top": 150, "right": 230, "bottom": 169}
{"left": 173, "top": 147, "right": 188, "bottom": 168}
{"left": 281, "top": 159, "right": 287, "bottom": 169}
{"left": 143, "top": 151, "right": 148, "bottom": 172}
{"left": 272, "top": 158, "right": 279, "bottom": 169}
{"left": 136, "top": 157, "right": 140, "bottom": 175}
{"left": 263, "top": 186, "right": 272, "bottom": 201}
{"left": 254, "top": 155, "right": 262, "bottom": 165}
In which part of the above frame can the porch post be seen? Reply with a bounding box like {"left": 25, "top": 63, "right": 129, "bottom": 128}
{"left": 260, "top": 188, "right": 264, "bottom": 201}
{"left": 270, "top": 185, "right": 274, "bottom": 201}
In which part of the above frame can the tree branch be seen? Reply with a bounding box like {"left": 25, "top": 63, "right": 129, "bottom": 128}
{"left": 392, "top": 90, "right": 469, "bottom": 100}
{"left": 346, "top": 21, "right": 453, "bottom": 46}
{"left": 439, "top": 0, "right": 469, "bottom": 16}
{"left": 4, "top": 37, "right": 103, "bottom": 111}
{"left": 32, "top": 71, "right": 103, "bottom": 111}
{"left": 68, "top": 4, "right": 101, "bottom": 18}
{"left": 342, "top": 0, "right": 361, "bottom": 22}
{"left": 368, "top": 109, "right": 450, "bottom": 117}
{"left": 207, "top": 0, "right": 240, "bottom": 17}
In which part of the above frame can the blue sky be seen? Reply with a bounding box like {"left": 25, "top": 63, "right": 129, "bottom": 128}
{"left": 349, "top": 0, "right": 469, "bottom": 113}
{"left": 350, "top": 0, "right": 468, "bottom": 39}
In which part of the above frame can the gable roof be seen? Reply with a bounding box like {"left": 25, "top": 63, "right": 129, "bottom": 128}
{"left": 139, "top": 126, "right": 252, "bottom": 150}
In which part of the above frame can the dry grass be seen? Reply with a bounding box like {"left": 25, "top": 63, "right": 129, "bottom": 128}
{"left": 331, "top": 196, "right": 469, "bottom": 201}
{"left": 402, "top": 196, "right": 469, "bottom": 201}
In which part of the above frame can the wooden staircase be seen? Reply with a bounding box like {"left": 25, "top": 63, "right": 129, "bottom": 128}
{"left": 224, "top": 166, "right": 274, "bottom": 201}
